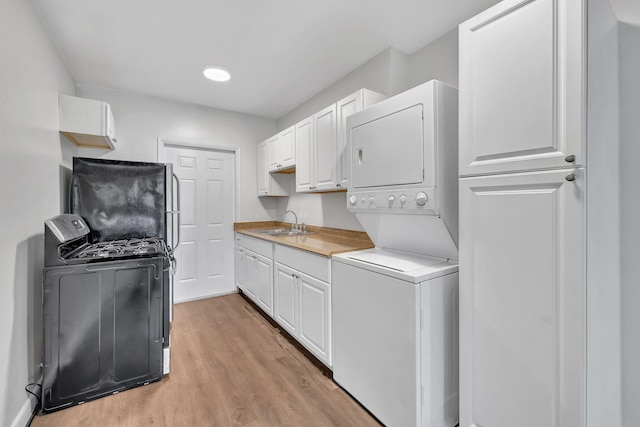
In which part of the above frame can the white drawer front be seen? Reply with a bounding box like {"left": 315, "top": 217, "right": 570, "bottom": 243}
{"left": 235, "top": 233, "right": 273, "bottom": 259}
{"left": 275, "top": 245, "right": 330, "bottom": 283}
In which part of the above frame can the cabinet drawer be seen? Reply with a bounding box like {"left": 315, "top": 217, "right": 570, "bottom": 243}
{"left": 275, "top": 245, "right": 330, "bottom": 283}
{"left": 235, "top": 234, "right": 273, "bottom": 258}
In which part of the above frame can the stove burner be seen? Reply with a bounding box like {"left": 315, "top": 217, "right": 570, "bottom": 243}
{"left": 74, "top": 238, "right": 168, "bottom": 261}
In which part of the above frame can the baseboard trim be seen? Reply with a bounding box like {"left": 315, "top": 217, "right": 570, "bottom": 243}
{"left": 173, "top": 289, "right": 238, "bottom": 304}
{"left": 10, "top": 395, "right": 37, "bottom": 427}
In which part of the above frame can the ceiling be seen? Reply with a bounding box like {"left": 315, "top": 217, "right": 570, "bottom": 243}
{"left": 32, "top": 0, "right": 500, "bottom": 120}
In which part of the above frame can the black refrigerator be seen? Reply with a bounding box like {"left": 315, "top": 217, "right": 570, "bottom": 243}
{"left": 41, "top": 157, "right": 179, "bottom": 413}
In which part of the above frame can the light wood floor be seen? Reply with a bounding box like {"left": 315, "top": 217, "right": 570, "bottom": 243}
{"left": 30, "top": 293, "right": 381, "bottom": 427}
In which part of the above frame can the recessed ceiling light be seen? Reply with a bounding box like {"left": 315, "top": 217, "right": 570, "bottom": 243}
{"left": 203, "top": 66, "right": 231, "bottom": 82}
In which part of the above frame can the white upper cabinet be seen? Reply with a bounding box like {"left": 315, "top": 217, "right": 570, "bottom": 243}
{"left": 257, "top": 140, "right": 289, "bottom": 197}
{"left": 313, "top": 104, "right": 338, "bottom": 191}
{"left": 296, "top": 104, "right": 338, "bottom": 192}
{"left": 458, "top": 0, "right": 584, "bottom": 176}
{"left": 296, "top": 88, "right": 386, "bottom": 193}
{"left": 295, "top": 117, "right": 314, "bottom": 192}
{"left": 59, "top": 95, "right": 117, "bottom": 150}
{"left": 268, "top": 126, "right": 296, "bottom": 172}
{"left": 336, "top": 89, "right": 388, "bottom": 188}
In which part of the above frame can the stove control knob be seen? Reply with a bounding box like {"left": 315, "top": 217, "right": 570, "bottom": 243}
{"left": 416, "top": 192, "right": 428, "bottom": 206}
{"left": 400, "top": 194, "right": 407, "bottom": 205}
{"left": 369, "top": 196, "right": 375, "bottom": 205}
{"left": 349, "top": 195, "right": 357, "bottom": 206}
{"left": 387, "top": 195, "right": 395, "bottom": 204}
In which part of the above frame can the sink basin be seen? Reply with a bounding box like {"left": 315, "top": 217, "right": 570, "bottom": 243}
{"left": 255, "top": 228, "right": 315, "bottom": 237}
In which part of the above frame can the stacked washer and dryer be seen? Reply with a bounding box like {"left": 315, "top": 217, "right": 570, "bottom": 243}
{"left": 332, "top": 80, "right": 459, "bottom": 427}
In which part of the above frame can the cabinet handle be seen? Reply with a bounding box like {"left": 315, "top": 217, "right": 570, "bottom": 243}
{"left": 565, "top": 173, "right": 576, "bottom": 181}
{"left": 565, "top": 154, "right": 576, "bottom": 163}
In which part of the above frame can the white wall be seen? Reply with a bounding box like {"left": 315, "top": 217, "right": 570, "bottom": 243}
{"left": 75, "top": 85, "right": 278, "bottom": 222}
{"left": 0, "top": 1, "right": 77, "bottom": 426}
{"left": 620, "top": 21, "right": 640, "bottom": 427}
{"left": 585, "top": 0, "right": 622, "bottom": 424}
{"left": 407, "top": 29, "right": 459, "bottom": 90}
{"left": 274, "top": 32, "right": 460, "bottom": 230}
{"left": 277, "top": 47, "right": 397, "bottom": 130}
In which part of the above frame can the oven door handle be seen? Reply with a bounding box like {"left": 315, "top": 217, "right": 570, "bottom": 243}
{"left": 167, "top": 172, "right": 181, "bottom": 252}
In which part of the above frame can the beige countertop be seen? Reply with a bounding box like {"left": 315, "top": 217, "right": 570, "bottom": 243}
{"left": 234, "top": 221, "right": 374, "bottom": 257}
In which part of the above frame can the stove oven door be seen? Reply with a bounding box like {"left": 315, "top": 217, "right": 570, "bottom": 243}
{"left": 42, "top": 257, "right": 165, "bottom": 413}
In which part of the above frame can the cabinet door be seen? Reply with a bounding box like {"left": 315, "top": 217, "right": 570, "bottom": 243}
{"left": 279, "top": 126, "right": 296, "bottom": 169}
{"left": 235, "top": 247, "right": 245, "bottom": 291}
{"left": 299, "top": 272, "right": 331, "bottom": 366}
{"left": 336, "top": 92, "right": 362, "bottom": 189}
{"left": 254, "top": 253, "right": 273, "bottom": 316}
{"left": 458, "top": 0, "right": 584, "bottom": 176}
{"left": 257, "top": 139, "right": 289, "bottom": 197}
{"left": 256, "top": 141, "right": 269, "bottom": 196}
{"left": 459, "top": 168, "right": 585, "bottom": 427}
{"left": 314, "top": 104, "right": 338, "bottom": 191}
{"left": 267, "top": 136, "right": 280, "bottom": 172}
{"left": 242, "top": 251, "right": 257, "bottom": 301}
{"left": 274, "top": 263, "right": 298, "bottom": 337}
{"left": 295, "top": 116, "right": 314, "bottom": 192}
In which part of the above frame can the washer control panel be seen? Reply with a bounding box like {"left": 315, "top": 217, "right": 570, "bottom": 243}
{"left": 347, "top": 188, "right": 437, "bottom": 213}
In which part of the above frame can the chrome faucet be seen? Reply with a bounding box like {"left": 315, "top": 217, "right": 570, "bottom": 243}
{"left": 283, "top": 210, "right": 298, "bottom": 230}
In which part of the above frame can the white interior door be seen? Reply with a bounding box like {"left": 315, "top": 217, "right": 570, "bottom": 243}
{"left": 165, "top": 145, "right": 235, "bottom": 303}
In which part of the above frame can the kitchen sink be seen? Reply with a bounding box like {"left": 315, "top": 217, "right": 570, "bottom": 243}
{"left": 254, "top": 228, "right": 315, "bottom": 237}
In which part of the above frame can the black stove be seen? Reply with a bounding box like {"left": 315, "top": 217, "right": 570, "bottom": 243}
{"left": 42, "top": 213, "right": 172, "bottom": 413}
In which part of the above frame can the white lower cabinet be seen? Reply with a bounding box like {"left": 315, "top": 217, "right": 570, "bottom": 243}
{"left": 274, "top": 263, "right": 298, "bottom": 336}
{"left": 235, "top": 246, "right": 245, "bottom": 292}
{"left": 254, "top": 253, "right": 273, "bottom": 316}
{"left": 235, "top": 234, "right": 274, "bottom": 316}
{"left": 241, "top": 250, "right": 257, "bottom": 300}
{"left": 235, "top": 234, "right": 332, "bottom": 366}
{"left": 274, "top": 245, "right": 332, "bottom": 367}
{"left": 459, "top": 168, "right": 585, "bottom": 427}
{"left": 298, "top": 272, "right": 331, "bottom": 364}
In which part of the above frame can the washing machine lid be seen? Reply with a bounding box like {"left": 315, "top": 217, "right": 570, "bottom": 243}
{"left": 332, "top": 247, "right": 458, "bottom": 283}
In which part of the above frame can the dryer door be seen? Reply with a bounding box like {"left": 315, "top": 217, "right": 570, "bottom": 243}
{"left": 350, "top": 104, "right": 426, "bottom": 188}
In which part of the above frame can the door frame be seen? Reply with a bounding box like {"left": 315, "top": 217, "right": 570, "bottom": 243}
{"left": 157, "top": 138, "right": 242, "bottom": 222}
{"left": 157, "top": 138, "right": 241, "bottom": 305}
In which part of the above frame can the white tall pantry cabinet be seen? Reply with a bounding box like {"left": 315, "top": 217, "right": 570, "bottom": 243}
{"left": 459, "top": 0, "right": 620, "bottom": 426}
